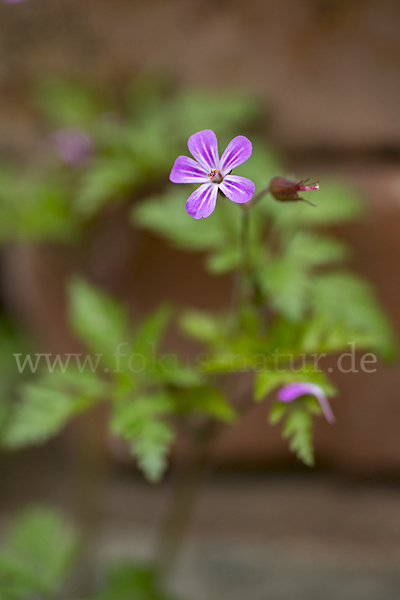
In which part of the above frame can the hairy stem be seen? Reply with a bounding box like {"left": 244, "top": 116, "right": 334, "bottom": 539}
{"left": 155, "top": 422, "right": 218, "bottom": 585}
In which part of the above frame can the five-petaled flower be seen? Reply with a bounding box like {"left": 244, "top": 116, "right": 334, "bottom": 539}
{"left": 269, "top": 176, "right": 319, "bottom": 206}
{"left": 170, "top": 130, "right": 255, "bottom": 219}
{"left": 277, "top": 382, "right": 336, "bottom": 424}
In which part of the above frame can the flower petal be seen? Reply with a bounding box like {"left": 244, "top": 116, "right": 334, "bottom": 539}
{"left": 277, "top": 382, "right": 336, "bottom": 424}
{"left": 188, "top": 130, "right": 219, "bottom": 172}
{"left": 170, "top": 156, "right": 208, "bottom": 183}
{"left": 219, "top": 135, "right": 252, "bottom": 175}
{"left": 186, "top": 183, "right": 218, "bottom": 219}
{"left": 219, "top": 175, "right": 255, "bottom": 204}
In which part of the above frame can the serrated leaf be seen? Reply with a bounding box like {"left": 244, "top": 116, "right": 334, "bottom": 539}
{"left": 3, "top": 369, "right": 107, "bottom": 449}
{"left": 282, "top": 408, "right": 314, "bottom": 466}
{"left": 268, "top": 400, "right": 288, "bottom": 424}
{"left": 111, "top": 393, "right": 174, "bottom": 482}
{"left": 69, "top": 278, "right": 129, "bottom": 362}
{"left": 304, "top": 271, "right": 396, "bottom": 358}
{"left": 257, "top": 232, "right": 349, "bottom": 322}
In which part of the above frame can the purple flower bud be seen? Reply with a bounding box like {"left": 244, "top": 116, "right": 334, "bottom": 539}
{"left": 50, "top": 128, "right": 94, "bottom": 167}
{"left": 277, "top": 382, "right": 335, "bottom": 424}
{"left": 269, "top": 176, "right": 319, "bottom": 206}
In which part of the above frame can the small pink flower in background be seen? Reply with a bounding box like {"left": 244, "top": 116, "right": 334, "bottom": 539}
{"left": 269, "top": 176, "right": 319, "bottom": 206}
{"left": 277, "top": 382, "right": 336, "bottom": 424}
{"left": 2, "top": 0, "right": 27, "bottom": 3}
{"left": 170, "top": 130, "right": 255, "bottom": 219}
{"left": 50, "top": 128, "right": 94, "bottom": 167}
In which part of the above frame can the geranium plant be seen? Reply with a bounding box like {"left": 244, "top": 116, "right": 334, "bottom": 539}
{"left": 0, "top": 76, "right": 395, "bottom": 598}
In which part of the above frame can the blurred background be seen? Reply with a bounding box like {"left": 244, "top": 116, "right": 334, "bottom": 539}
{"left": 0, "top": 0, "right": 400, "bottom": 598}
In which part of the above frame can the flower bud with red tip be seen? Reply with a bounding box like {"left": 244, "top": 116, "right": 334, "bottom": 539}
{"left": 269, "top": 176, "right": 319, "bottom": 206}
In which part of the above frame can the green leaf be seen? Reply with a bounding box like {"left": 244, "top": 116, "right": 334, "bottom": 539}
{"left": 3, "top": 369, "right": 107, "bottom": 449}
{"left": 206, "top": 246, "right": 242, "bottom": 274}
{"left": 111, "top": 393, "right": 174, "bottom": 482}
{"left": 76, "top": 157, "right": 139, "bottom": 217}
{"left": 282, "top": 408, "right": 314, "bottom": 466}
{"left": 284, "top": 232, "right": 349, "bottom": 266}
{"left": 303, "top": 271, "right": 396, "bottom": 358}
{"left": 257, "top": 232, "right": 349, "bottom": 322}
{"left": 179, "top": 310, "right": 227, "bottom": 344}
{"left": 0, "top": 170, "right": 77, "bottom": 244}
{"left": 268, "top": 400, "right": 288, "bottom": 424}
{"left": 69, "top": 278, "right": 129, "bottom": 362}
{"left": 132, "top": 188, "right": 227, "bottom": 250}
{"left": 146, "top": 353, "right": 204, "bottom": 387}
{"left": 134, "top": 306, "right": 171, "bottom": 357}
{"left": 0, "top": 506, "right": 79, "bottom": 598}
{"left": 258, "top": 259, "right": 312, "bottom": 322}
{"left": 172, "top": 386, "right": 237, "bottom": 423}
{"left": 89, "top": 562, "right": 175, "bottom": 600}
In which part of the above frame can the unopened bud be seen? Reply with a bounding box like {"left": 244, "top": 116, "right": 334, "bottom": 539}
{"left": 269, "top": 177, "right": 318, "bottom": 206}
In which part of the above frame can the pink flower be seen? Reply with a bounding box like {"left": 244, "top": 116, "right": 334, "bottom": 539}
{"left": 2, "top": 0, "right": 26, "bottom": 3}
{"left": 269, "top": 176, "right": 319, "bottom": 206}
{"left": 170, "top": 130, "right": 255, "bottom": 219}
{"left": 277, "top": 382, "right": 336, "bottom": 424}
{"left": 50, "top": 128, "right": 94, "bottom": 167}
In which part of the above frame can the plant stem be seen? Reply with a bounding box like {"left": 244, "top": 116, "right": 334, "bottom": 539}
{"left": 245, "top": 185, "right": 270, "bottom": 210}
{"left": 155, "top": 422, "right": 218, "bottom": 585}
{"left": 155, "top": 186, "right": 272, "bottom": 585}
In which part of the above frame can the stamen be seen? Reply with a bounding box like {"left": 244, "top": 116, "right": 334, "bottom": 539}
{"left": 207, "top": 168, "right": 219, "bottom": 180}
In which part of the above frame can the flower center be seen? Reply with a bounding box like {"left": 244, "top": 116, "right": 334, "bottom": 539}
{"left": 207, "top": 168, "right": 223, "bottom": 183}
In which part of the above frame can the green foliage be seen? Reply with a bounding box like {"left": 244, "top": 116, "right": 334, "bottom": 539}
{"left": 111, "top": 393, "right": 174, "bottom": 482}
{"left": 303, "top": 271, "right": 396, "bottom": 359}
{"left": 172, "top": 386, "right": 237, "bottom": 423}
{"left": 89, "top": 563, "right": 176, "bottom": 600}
{"left": 3, "top": 368, "right": 108, "bottom": 449}
{"left": 179, "top": 310, "right": 229, "bottom": 344}
{"left": 257, "top": 368, "right": 336, "bottom": 465}
{"left": 133, "top": 188, "right": 239, "bottom": 250}
{"left": 69, "top": 278, "right": 129, "bottom": 363}
{"left": 77, "top": 157, "right": 139, "bottom": 217}
{"left": 257, "top": 231, "right": 349, "bottom": 322}
{"left": 0, "top": 506, "right": 79, "bottom": 599}
{"left": 269, "top": 395, "right": 326, "bottom": 466}
{"left": 281, "top": 407, "right": 314, "bottom": 466}
{"left": 0, "top": 73, "right": 395, "bottom": 487}
{"left": 0, "top": 167, "right": 77, "bottom": 243}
